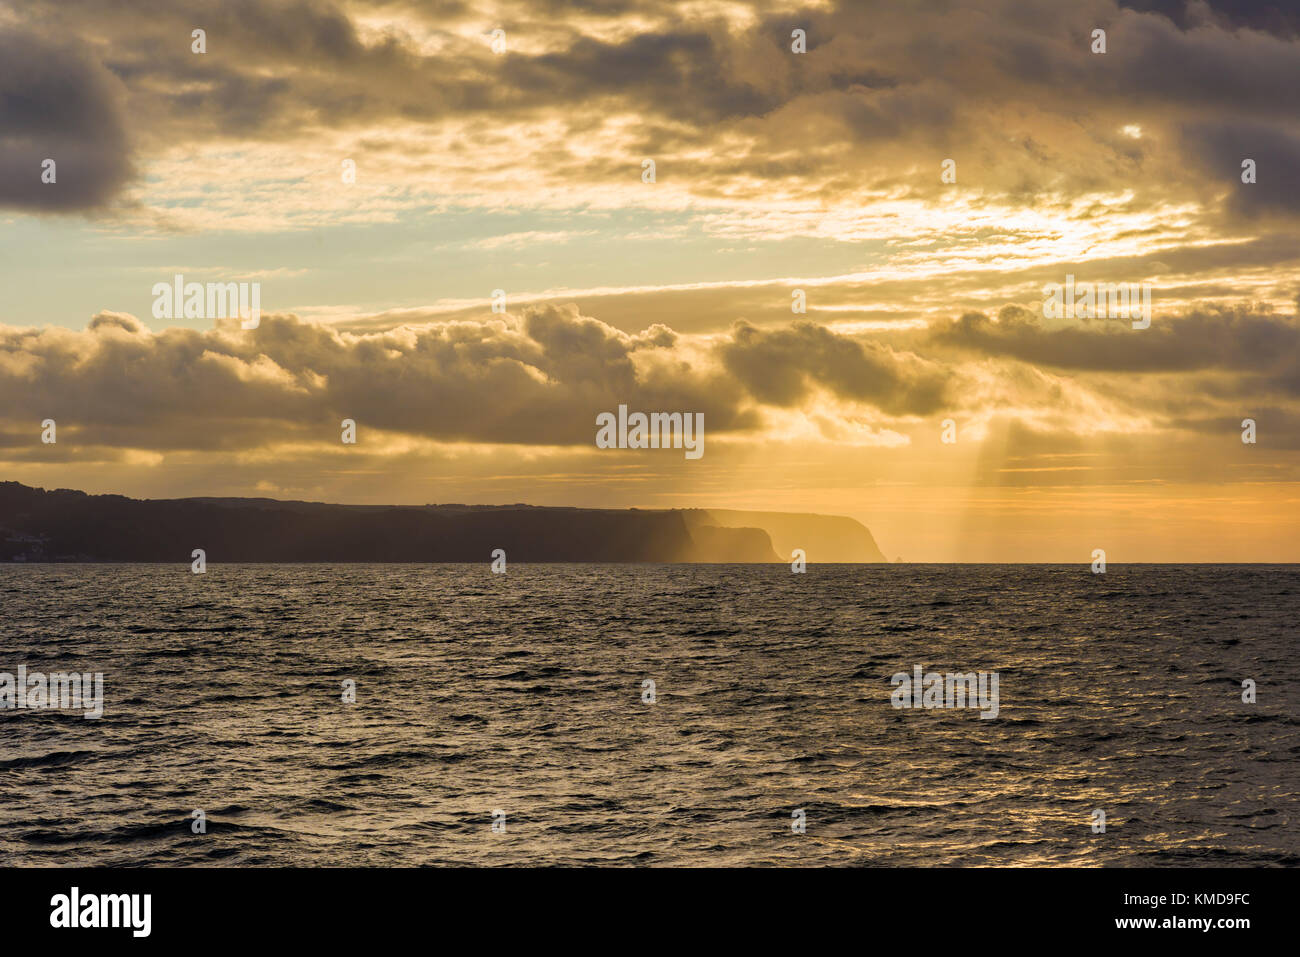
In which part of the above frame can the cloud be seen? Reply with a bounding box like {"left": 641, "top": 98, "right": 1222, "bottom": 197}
{"left": 5, "top": 0, "right": 1298, "bottom": 230}
{"left": 0, "top": 302, "right": 1017, "bottom": 456}
{"left": 7, "top": 291, "right": 1293, "bottom": 457}
{"left": 1180, "top": 119, "right": 1300, "bottom": 218}
{"left": 86, "top": 311, "right": 148, "bottom": 335}
{"left": 1120, "top": 0, "right": 1300, "bottom": 38}
{"left": 0, "top": 27, "right": 135, "bottom": 210}
{"left": 933, "top": 302, "right": 1300, "bottom": 382}
{"left": 0, "top": 305, "right": 762, "bottom": 451}
{"left": 719, "top": 319, "right": 951, "bottom": 415}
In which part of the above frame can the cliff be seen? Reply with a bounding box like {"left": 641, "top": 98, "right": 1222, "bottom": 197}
{"left": 0, "top": 481, "right": 883, "bottom": 563}
{"left": 685, "top": 508, "right": 887, "bottom": 563}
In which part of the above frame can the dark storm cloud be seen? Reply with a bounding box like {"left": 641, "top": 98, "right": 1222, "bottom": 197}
{"left": 1102, "top": 12, "right": 1300, "bottom": 116}
{"left": 1180, "top": 120, "right": 1300, "bottom": 216}
{"left": 0, "top": 28, "right": 135, "bottom": 210}
{"left": 1120, "top": 0, "right": 1300, "bottom": 37}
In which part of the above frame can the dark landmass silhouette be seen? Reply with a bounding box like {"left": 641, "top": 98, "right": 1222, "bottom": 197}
{"left": 0, "top": 481, "right": 887, "bottom": 563}
{"left": 686, "top": 509, "right": 887, "bottom": 563}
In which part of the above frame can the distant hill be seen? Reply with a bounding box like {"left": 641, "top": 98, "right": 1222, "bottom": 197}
{"left": 0, "top": 481, "right": 886, "bottom": 563}
{"left": 688, "top": 509, "right": 887, "bottom": 563}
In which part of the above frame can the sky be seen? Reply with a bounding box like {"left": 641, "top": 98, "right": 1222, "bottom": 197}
{"left": 1, "top": 0, "right": 1298, "bottom": 561}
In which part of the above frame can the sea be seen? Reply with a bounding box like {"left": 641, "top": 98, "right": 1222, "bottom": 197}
{"left": 1, "top": 563, "right": 1296, "bottom": 866}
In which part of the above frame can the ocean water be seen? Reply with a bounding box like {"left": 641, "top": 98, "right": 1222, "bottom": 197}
{"left": 0, "top": 563, "right": 1296, "bottom": 867}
